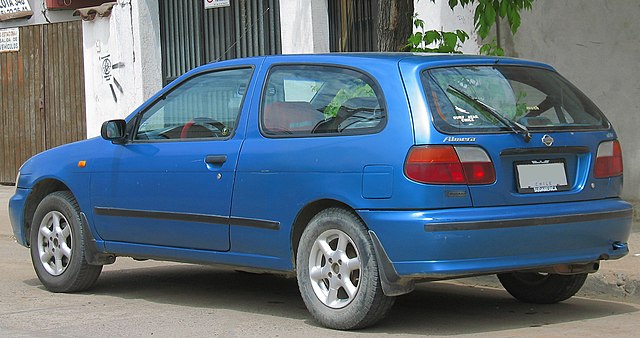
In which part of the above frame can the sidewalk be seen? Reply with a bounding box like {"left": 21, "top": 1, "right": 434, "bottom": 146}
{"left": 1, "top": 184, "right": 638, "bottom": 303}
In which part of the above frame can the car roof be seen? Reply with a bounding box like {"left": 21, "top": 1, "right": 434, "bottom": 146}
{"left": 207, "top": 52, "right": 555, "bottom": 71}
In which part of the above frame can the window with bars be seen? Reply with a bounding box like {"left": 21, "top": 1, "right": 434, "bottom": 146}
{"left": 328, "top": 0, "right": 378, "bottom": 52}
{"left": 159, "top": 0, "right": 281, "bottom": 85}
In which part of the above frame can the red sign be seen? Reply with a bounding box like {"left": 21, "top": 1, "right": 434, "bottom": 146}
{"left": 45, "top": 0, "right": 111, "bottom": 11}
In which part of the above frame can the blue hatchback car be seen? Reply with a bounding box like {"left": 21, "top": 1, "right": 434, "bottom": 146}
{"left": 9, "top": 53, "right": 632, "bottom": 329}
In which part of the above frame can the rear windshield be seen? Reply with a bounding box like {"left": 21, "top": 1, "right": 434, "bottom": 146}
{"left": 421, "top": 66, "right": 609, "bottom": 133}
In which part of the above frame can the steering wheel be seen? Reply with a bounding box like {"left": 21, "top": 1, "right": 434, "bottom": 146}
{"left": 180, "top": 117, "right": 229, "bottom": 138}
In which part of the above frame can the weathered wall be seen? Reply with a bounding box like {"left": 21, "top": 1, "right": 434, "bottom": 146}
{"left": 500, "top": 0, "right": 640, "bottom": 202}
{"left": 82, "top": 0, "right": 161, "bottom": 138}
{"left": 279, "top": 0, "right": 330, "bottom": 53}
{"left": 0, "top": 1, "right": 77, "bottom": 29}
{"left": 414, "top": 0, "right": 480, "bottom": 54}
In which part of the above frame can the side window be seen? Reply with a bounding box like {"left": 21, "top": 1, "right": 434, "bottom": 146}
{"left": 134, "top": 68, "right": 252, "bottom": 141}
{"left": 261, "top": 65, "right": 386, "bottom": 136}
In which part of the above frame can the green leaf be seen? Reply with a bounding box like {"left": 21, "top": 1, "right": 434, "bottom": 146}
{"left": 408, "top": 33, "right": 423, "bottom": 47}
{"left": 442, "top": 32, "right": 458, "bottom": 49}
{"left": 485, "top": 4, "right": 496, "bottom": 26}
{"left": 499, "top": 0, "right": 508, "bottom": 16}
{"left": 448, "top": 0, "right": 459, "bottom": 9}
{"left": 474, "top": 6, "right": 482, "bottom": 26}
{"left": 424, "top": 30, "right": 441, "bottom": 45}
{"left": 510, "top": 10, "right": 521, "bottom": 33}
{"left": 414, "top": 17, "right": 425, "bottom": 29}
{"left": 456, "top": 29, "right": 469, "bottom": 43}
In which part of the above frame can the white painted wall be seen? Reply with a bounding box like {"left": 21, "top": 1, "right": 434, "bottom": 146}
{"left": 279, "top": 0, "right": 329, "bottom": 53}
{"left": 414, "top": 0, "right": 480, "bottom": 54}
{"left": 82, "top": 0, "right": 162, "bottom": 138}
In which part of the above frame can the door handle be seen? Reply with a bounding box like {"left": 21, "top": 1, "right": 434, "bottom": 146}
{"left": 205, "top": 155, "right": 227, "bottom": 165}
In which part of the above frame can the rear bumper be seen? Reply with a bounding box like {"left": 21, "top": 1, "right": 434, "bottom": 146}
{"left": 358, "top": 199, "right": 632, "bottom": 279}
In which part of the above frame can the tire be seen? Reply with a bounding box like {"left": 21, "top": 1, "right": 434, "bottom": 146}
{"left": 29, "top": 191, "right": 103, "bottom": 292}
{"left": 497, "top": 271, "right": 587, "bottom": 304}
{"left": 296, "top": 208, "right": 395, "bottom": 330}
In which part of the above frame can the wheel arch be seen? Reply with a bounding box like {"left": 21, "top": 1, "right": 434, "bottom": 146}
{"left": 290, "top": 199, "right": 360, "bottom": 267}
{"left": 22, "top": 179, "right": 72, "bottom": 247}
{"left": 290, "top": 199, "right": 416, "bottom": 297}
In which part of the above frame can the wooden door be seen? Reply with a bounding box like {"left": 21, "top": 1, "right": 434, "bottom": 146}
{"left": 0, "top": 21, "right": 85, "bottom": 184}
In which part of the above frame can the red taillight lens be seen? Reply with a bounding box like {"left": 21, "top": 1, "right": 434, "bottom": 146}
{"left": 595, "top": 140, "right": 623, "bottom": 178}
{"left": 454, "top": 146, "right": 496, "bottom": 185}
{"left": 404, "top": 145, "right": 495, "bottom": 185}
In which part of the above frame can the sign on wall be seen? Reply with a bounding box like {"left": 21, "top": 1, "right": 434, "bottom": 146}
{"left": 204, "top": 0, "right": 230, "bottom": 9}
{"left": 0, "top": 28, "right": 19, "bottom": 52}
{"left": 0, "top": 0, "right": 33, "bottom": 21}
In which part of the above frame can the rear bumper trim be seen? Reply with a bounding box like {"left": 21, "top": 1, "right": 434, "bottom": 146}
{"left": 424, "top": 208, "right": 633, "bottom": 232}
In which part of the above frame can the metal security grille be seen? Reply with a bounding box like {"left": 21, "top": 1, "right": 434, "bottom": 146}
{"left": 328, "top": 0, "right": 378, "bottom": 52}
{"left": 159, "top": 0, "right": 281, "bottom": 85}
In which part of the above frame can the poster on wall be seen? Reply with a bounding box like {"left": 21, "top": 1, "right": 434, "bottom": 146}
{"left": 0, "top": 28, "right": 19, "bottom": 53}
{"left": 204, "top": 0, "right": 230, "bottom": 9}
{"left": 0, "top": 0, "right": 33, "bottom": 21}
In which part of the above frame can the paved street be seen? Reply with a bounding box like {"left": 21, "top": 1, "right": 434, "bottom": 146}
{"left": 1, "top": 185, "right": 639, "bottom": 337}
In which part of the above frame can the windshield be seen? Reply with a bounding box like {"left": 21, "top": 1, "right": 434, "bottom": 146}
{"left": 421, "top": 66, "right": 609, "bottom": 133}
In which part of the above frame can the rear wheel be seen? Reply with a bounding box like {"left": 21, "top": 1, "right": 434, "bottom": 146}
{"left": 296, "top": 208, "right": 395, "bottom": 330}
{"left": 30, "top": 191, "right": 102, "bottom": 292}
{"left": 497, "top": 271, "right": 587, "bottom": 304}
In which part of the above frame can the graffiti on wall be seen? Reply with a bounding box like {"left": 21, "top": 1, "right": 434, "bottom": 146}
{"left": 99, "top": 54, "right": 124, "bottom": 102}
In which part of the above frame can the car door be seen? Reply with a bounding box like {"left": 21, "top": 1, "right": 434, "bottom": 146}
{"left": 90, "top": 66, "right": 255, "bottom": 251}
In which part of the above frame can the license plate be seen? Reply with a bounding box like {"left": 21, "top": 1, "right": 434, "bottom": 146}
{"left": 515, "top": 159, "right": 569, "bottom": 193}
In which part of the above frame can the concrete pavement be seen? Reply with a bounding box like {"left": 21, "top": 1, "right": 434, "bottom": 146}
{"left": 1, "top": 184, "right": 638, "bottom": 304}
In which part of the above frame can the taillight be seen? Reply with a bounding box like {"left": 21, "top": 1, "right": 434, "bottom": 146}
{"left": 404, "top": 145, "right": 495, "bottom": 185}
{"left": 595, "top": 140, "right": 623, "bottom": 178}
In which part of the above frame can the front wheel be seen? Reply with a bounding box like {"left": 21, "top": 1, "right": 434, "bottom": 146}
{"left": 497, "top": 271, "right": 587, "bottom": 304}
{"left": 30, "top": 191, "right": 102, "bottom": 292}
{"left": 296, "top": 208, "right": 395, "bottom": 330}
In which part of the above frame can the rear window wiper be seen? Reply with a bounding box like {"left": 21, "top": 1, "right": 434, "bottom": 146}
{"left": 446, "top": 85, "right": 531, "bottom": 143}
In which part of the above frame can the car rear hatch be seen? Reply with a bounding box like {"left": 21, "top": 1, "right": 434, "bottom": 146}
{"left": 401, "top": 58, "right": 623, "bottom": 207}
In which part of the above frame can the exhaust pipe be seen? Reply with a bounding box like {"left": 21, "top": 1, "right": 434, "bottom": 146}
{"left": 538, "top": 262, "right": 600, "bottom": 275}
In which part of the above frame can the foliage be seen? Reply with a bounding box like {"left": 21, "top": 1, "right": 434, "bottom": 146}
{"left": 448, "top": 0, "right": 533, "bottom": 39}
{"left": 324, "top": 83, "right": 375, "bottom": 117}
{"left": 408, "top": 17, "right": 469, "bottom": 53}
{"left": 478, "top": 39, "right": 504, "bottom": 56}
{"left": 407, "top": 0, "right": 533, "bottom": 56}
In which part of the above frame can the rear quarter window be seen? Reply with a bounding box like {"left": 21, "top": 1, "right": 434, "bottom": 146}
{"left": 260, "top": 65, "right": 386, "bottom": 137}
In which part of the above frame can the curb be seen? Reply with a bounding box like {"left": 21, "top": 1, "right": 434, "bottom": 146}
{"left": 455, "top": 227, "right": 640, "bottom": 304}
{"left": 454, "top": 262, "right": 640, "bottom": 305}
{"left": 454, "top": 272, "right": 640, "bottom": 305}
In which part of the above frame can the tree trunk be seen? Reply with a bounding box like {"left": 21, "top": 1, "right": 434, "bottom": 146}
{"left": 377, "top": 0, "right": 414, "bottom": 52}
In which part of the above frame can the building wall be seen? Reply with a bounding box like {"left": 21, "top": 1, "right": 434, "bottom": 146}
{"left": 0, "top": 1, "right": 77, "bottom": 29}
{"left": 279, "top": 0, "right": 329, "bottom": 53}
{"left": 414, "top": 0, "right": 480, "bottom": 54}
{"left": 502, "top": 0, "right": 640, "bottom": 202}
{"left": 81, "top": 0, "right": 162, "bottom": 137}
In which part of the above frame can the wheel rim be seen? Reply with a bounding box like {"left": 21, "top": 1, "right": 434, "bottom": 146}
{"left": 308, "top": 229, "right": 361, "bottom": 309}
{"left": 37, "top": 211, "right": 73, "bottom": 276}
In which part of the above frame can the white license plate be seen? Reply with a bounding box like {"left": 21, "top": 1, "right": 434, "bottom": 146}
{"left": 515, "top": 160, "right": 569, "bottom": 193}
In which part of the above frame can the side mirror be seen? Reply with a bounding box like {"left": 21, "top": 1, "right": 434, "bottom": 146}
{"left": 101, "top": 119, "right": 127, "bottom": 144}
